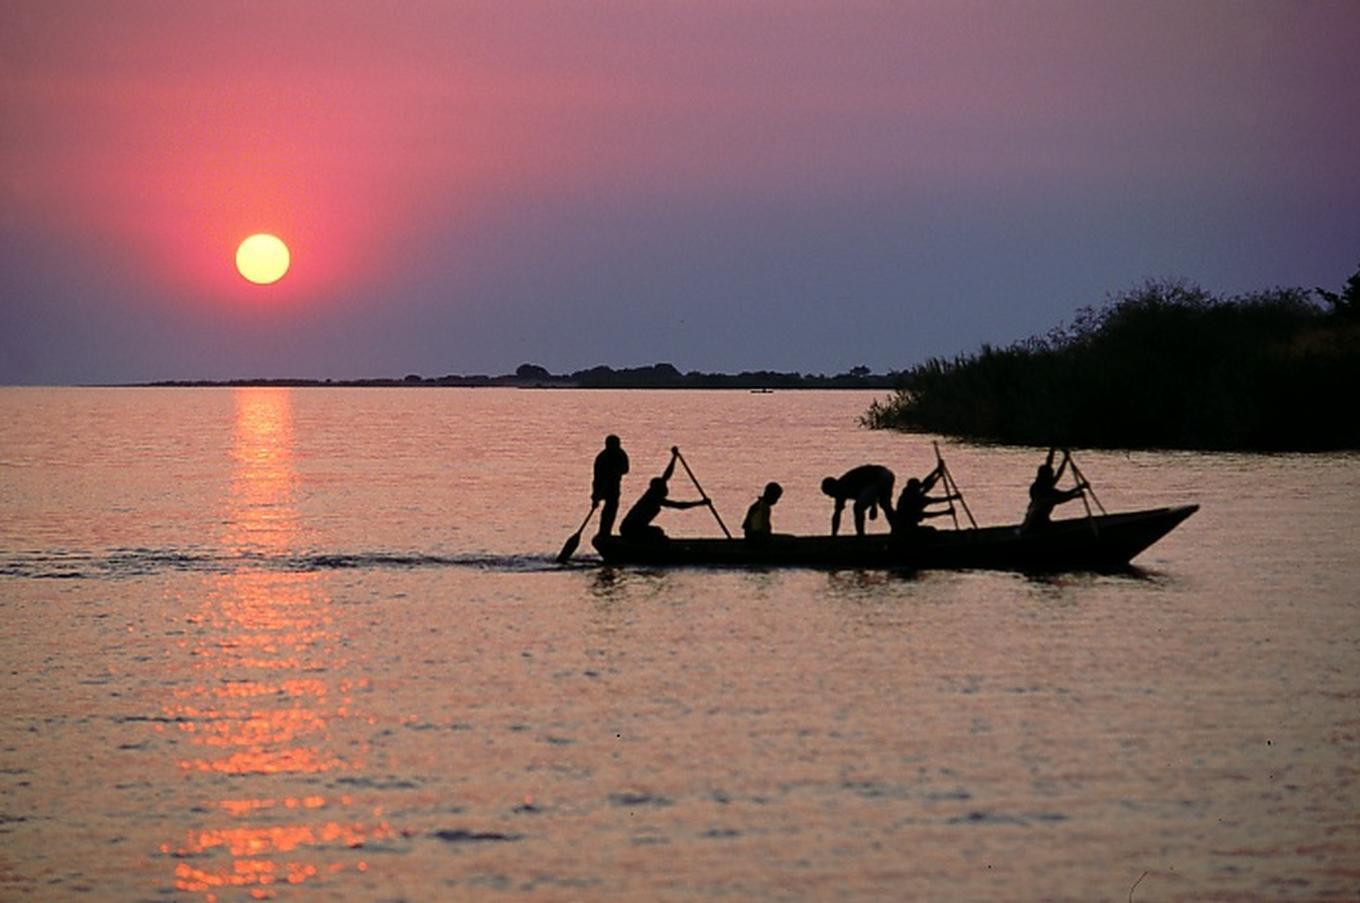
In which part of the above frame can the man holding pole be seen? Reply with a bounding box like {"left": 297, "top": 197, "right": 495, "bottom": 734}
{"left": 1022, "top": 448, "right": 1088, "bottom": 532}
{"left": 891, "top": 464, "right": 959, "bottom": 534}
{"left": 619, "top": 447, "right": 711, "bottom": 542}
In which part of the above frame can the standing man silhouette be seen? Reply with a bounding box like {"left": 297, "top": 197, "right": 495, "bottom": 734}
{"left": 592, "top": 434, "right": 630, "bottom": 539}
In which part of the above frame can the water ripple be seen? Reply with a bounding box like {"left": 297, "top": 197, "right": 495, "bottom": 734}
{"left": 0, "top": 547, "right": 561, "bottom": 579}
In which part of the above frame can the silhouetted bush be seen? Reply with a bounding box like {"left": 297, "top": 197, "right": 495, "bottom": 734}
{"left": 864, "top": 271, "right": 1360, "bottom": 450}
{"left": 515, "top": 363, "right": 552, "bottom": 379}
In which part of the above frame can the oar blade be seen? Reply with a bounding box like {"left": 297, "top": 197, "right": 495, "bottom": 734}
{"left": 556, "top": 503, "right": 598, "bottom": 564}
{"left": 556, "top": 531, "right": 582, "bottom": 564}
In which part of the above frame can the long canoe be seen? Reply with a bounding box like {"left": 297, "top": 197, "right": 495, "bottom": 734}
{"left": 592, "top": 505, "right": 1198, "bottom": 572}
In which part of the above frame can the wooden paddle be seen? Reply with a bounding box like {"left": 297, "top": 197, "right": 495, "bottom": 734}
{"left": 556, "top": 502, "right": 598, "bottom": 564}
{"left": 673, "top": 447, "right": 732, "bottom": 538}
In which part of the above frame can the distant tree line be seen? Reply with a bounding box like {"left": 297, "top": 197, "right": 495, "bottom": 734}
{"left": 862, "top": 265, "right": 1360, "bottom": 451}
{"left": 506, "top": 362, "right": 893, "bottom": 388}
{"left": 144, "top": 363, "right": 898, "bottom": 390}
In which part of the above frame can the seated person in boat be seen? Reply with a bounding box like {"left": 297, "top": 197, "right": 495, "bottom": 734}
{"left": 891, "top": 466, "right": 958, "bottom": 535}
{"left": 742, "top": 482, "right": 783, "bottom": 542}
{"left": 821, "top": 464, "right": 895, "bottom": 536}
{"left": 618, "top": 448, "right": 710, "bottom": 542}
{"left": 1021, "top": 448, "right": 1088, "bottom": 532}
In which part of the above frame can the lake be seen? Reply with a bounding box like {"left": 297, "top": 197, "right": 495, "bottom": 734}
{"left": 1, "top": 387, "right": 1357, "bottom": 901}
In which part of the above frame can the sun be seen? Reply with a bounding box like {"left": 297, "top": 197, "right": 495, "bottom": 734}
{"left": 235, "top": 234, "right": 291, "bottom": 285}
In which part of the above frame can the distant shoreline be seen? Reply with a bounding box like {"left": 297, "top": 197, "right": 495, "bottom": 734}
{"left": 116, "top": 363, "right": 902, "bottom": 391}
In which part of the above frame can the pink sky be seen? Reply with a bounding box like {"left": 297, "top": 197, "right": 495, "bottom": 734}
{"left": 3, "top": 1, "right": 1358, "bottom": 381}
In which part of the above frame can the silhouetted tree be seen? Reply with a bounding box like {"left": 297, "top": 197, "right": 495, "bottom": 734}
{"left": 864, "top": 275, "right": 1359, "bottom": 450}
{"left": 515, "top": 363, "right": 552, "bottom": 379}
{"left": 1316, "top": 262, "right": 1360, "bottom": 319}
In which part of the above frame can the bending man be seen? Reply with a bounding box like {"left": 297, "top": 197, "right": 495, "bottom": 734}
{"left": 821, "top": 464, "right": 895, "bottom": 536}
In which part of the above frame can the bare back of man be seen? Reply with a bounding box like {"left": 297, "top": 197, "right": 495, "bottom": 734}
{"left": 821, "top": 464, "right": 895, "bottom": 536}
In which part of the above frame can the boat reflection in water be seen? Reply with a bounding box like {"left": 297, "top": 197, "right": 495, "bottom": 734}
{"left": 160, "top": 389, "right": 391, "bottom": 896}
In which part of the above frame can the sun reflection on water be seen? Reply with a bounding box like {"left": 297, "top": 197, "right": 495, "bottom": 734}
{"left": 160, "top": 389, "right": 383, "bottom": 896}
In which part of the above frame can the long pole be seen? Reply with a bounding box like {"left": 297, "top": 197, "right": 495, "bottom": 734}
{"left": 1061, "top": 449, "right": 1101, "bottom": 536}
{"left": 934, "top": 442, "right": 978, "bottom": 529}
{"left": 1075, "top": 474, "right": 1097, "bottom": 532}
{"left": 1065, "top": 451, "right": 1107, "bottom": 515}
{"left": 674, "top": 448, "right": 732, "bottom": 539}
{"left": 946, "top": 481, "right": 961, "bottom": 529}
{"left": 942, "top": 468, "right": 961, "bottom": 530}
{"left": 931, "top": 442, "right": 958, "bottom": 529}
{"left": 946, "top": 464, "right": 979, "bottom": 529}
{"left": 933, "top": 442, "right": 960, "bottom": 529}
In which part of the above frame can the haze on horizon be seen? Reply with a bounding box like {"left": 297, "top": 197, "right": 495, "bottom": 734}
{"left": 2, "top": 1, "right": 1358, "bottom": 385}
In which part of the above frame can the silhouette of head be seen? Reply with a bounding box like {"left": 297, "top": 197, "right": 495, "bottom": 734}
{"left": 1037, "top": 463, "right": 1053, "bottom": 481}
{"left": 906, "top": 477, "right": 922, "bottom": 493}
{"left": 649, "top": 477, "right": 668, "bottom": 495}
{"left": 605, "top": 434, "right": 621, "bottom": 449}
{"left": 763, "top": 482, "right": 783, "bottom": 503}
{"left": 821, "top": 476, "right": 838, "bottom": 496}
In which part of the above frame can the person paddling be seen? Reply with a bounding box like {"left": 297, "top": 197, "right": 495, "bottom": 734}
{"left": 619, "top": 447, "right": 710, "bottom": 542}
{"left": 1021, "top": 448, "right": 1088, "bottom": 532}
{"left": 891, "top": 465, "right": 959, "bottom": 534}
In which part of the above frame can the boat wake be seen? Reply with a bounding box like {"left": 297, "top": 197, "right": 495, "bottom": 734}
{"left": 0, "top": 547, "right": 568, "bottom": 580}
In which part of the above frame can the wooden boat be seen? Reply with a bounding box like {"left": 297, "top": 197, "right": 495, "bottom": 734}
{"left": 592, "top": 505, "right": 1198, "bottom": 572}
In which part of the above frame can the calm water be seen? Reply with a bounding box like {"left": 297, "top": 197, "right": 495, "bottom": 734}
{"left": 1, "top": 387, "right": 1358, "bottom": 901}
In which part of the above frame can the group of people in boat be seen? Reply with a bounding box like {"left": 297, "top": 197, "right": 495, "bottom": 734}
{"left": 817, "top": 461, "right": 963, "bottom": 536}
{"left": 589, "top": 435, "right": 1089, "bottom": 543}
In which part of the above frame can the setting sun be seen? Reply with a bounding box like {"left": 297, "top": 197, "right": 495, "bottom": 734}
{"left": 236, "top": 234, "right": 291, "bottom": 285}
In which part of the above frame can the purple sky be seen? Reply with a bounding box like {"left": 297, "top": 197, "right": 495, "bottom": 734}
{"left": 3, "top": 1, "right": 1358, "bottom": 383}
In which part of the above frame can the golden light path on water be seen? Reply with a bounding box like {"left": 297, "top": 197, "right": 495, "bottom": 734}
{"left": 161, "top": 390, "right": 390, "bottom": 896}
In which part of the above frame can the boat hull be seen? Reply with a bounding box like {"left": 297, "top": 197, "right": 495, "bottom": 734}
{"left": 592, "top": 505, "right": 1198, "bottom": 572}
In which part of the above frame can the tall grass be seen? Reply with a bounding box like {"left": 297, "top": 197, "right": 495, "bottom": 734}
{"left": 864, "top": 276, "right": 1360, "bottom": 450}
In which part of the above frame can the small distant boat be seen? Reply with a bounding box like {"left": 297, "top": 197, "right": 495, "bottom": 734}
{"left": 593, "top": 505, "right": 1198, "bottom": 572}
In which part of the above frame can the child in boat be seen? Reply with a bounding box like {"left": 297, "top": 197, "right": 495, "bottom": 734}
{"left": 742, "top": 482, "right": 783, "bottom": 541}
